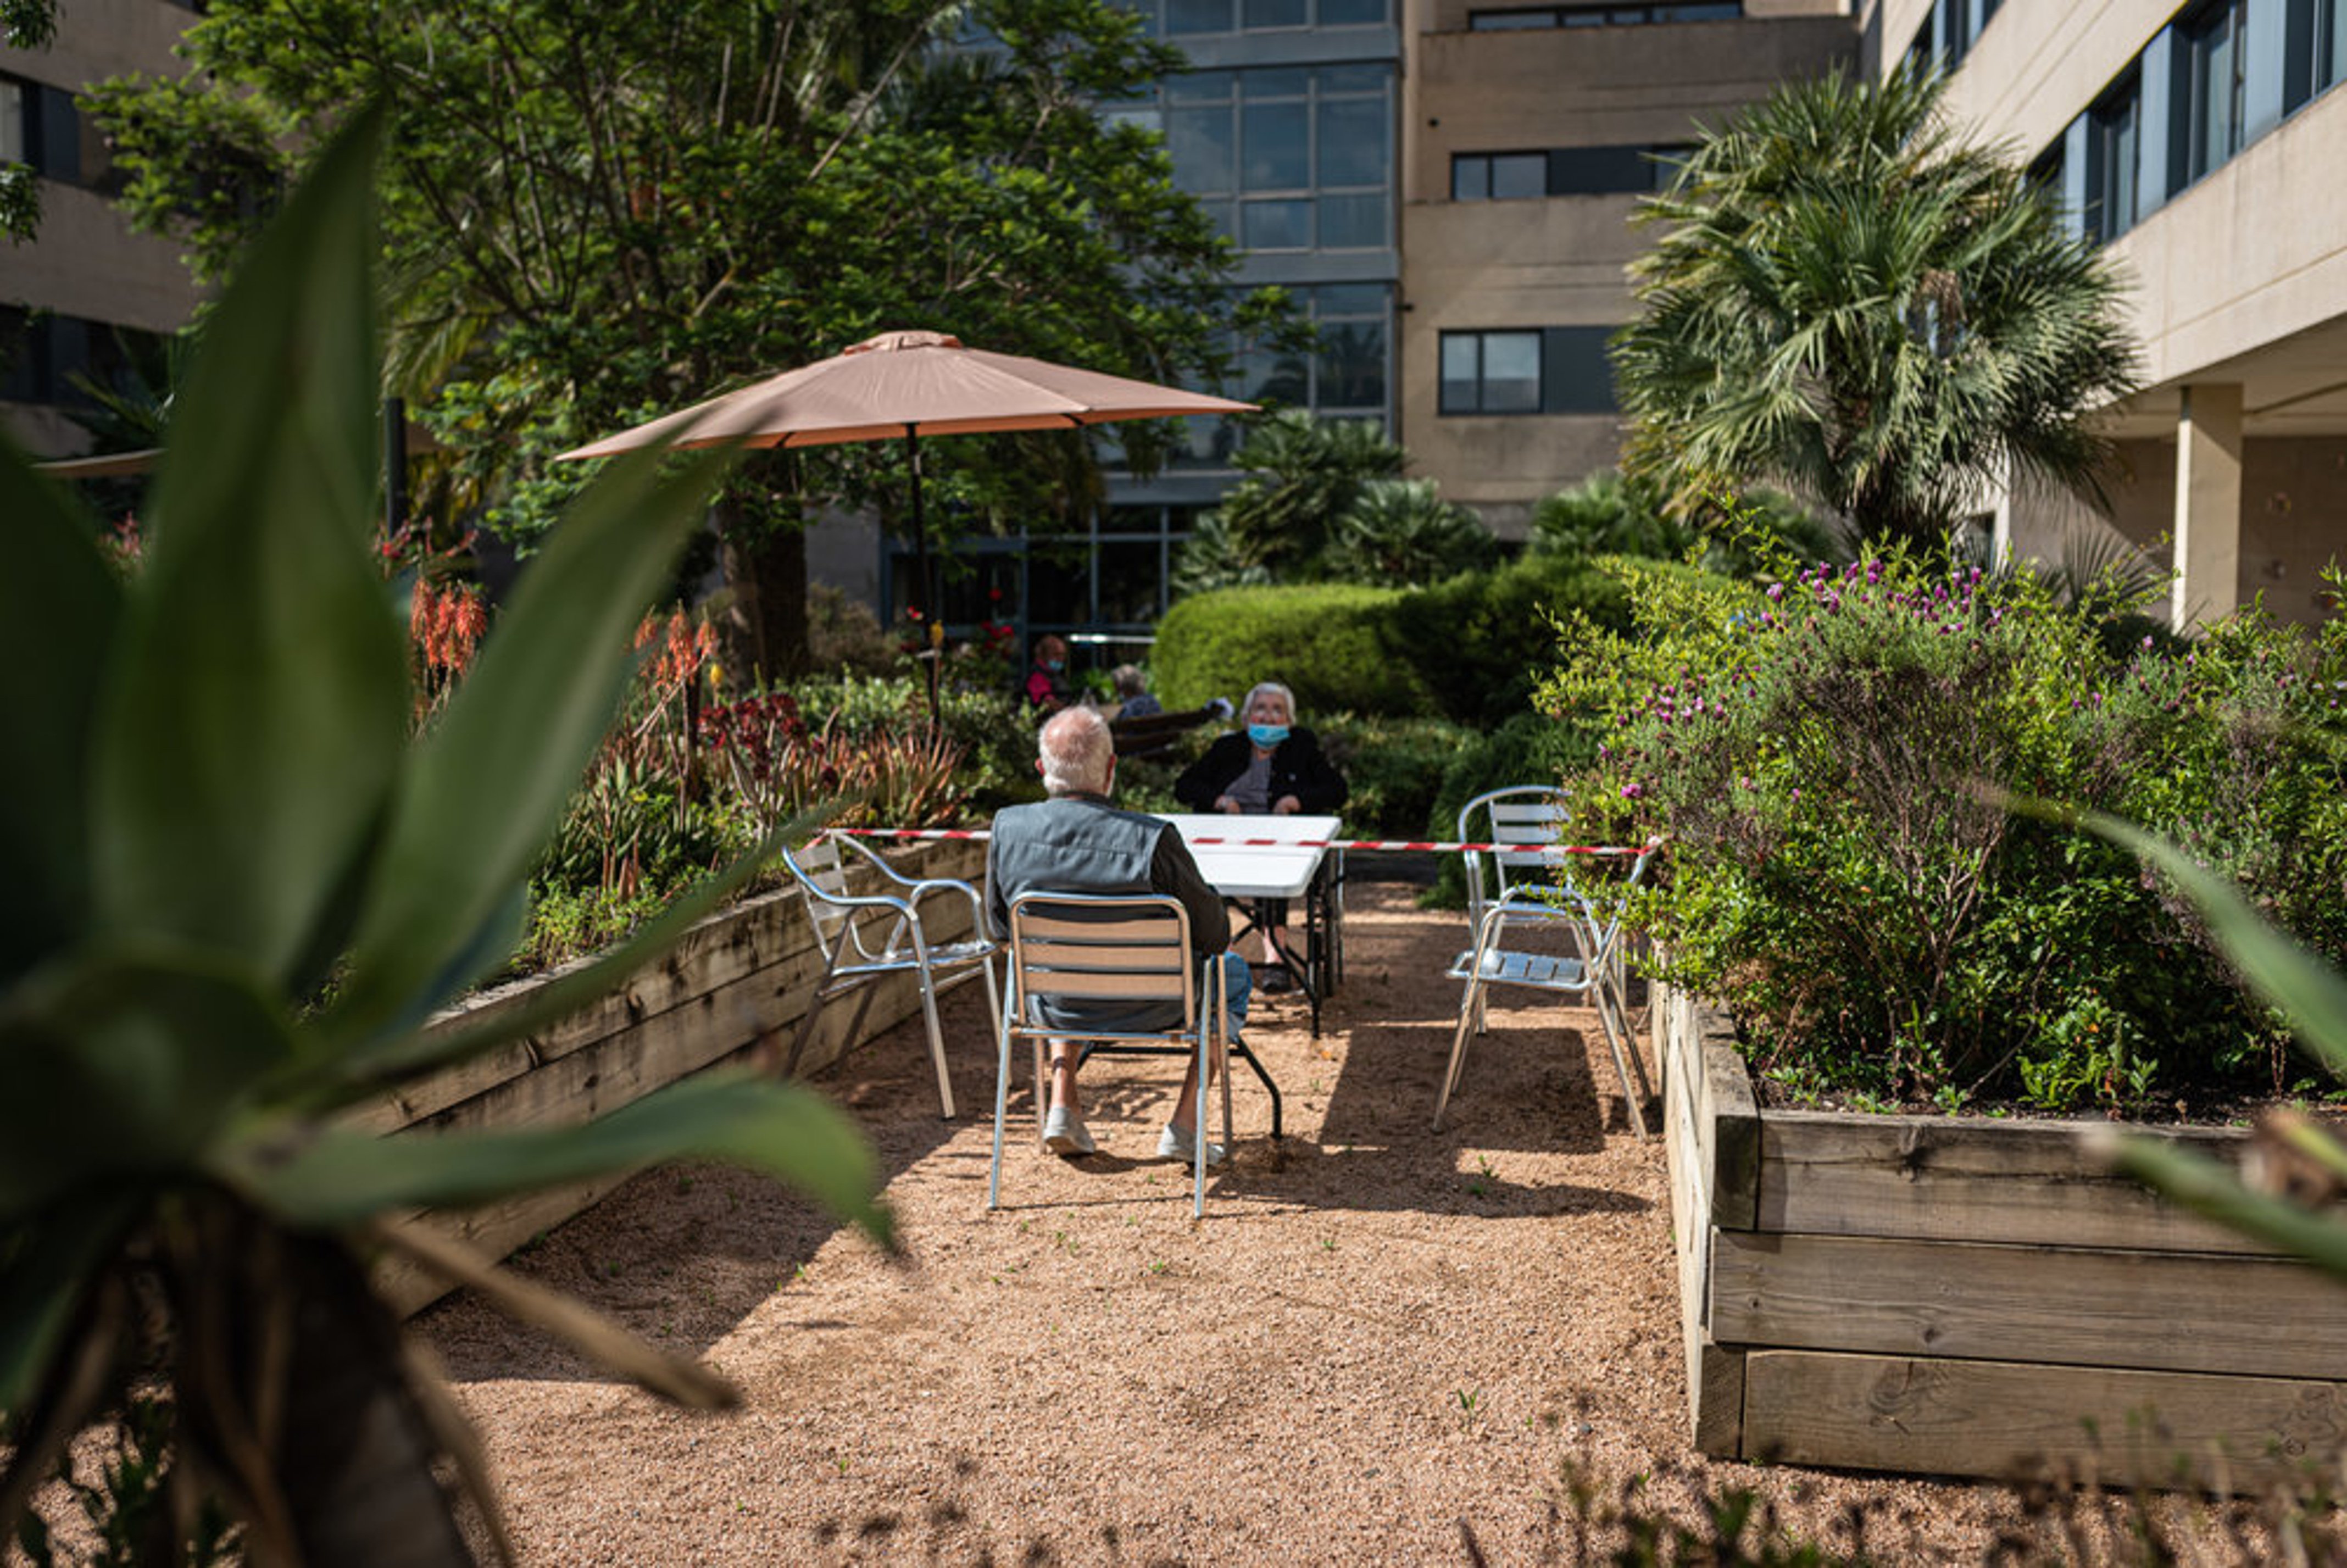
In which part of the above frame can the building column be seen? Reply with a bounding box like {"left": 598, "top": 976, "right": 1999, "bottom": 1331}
{"left": 2170, "top": 383, "right": 2244, "bottom": 631}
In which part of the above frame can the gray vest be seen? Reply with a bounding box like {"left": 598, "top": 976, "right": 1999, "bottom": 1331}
{"left": 987, "top": 796, "right": 1189, "bottom": 1035}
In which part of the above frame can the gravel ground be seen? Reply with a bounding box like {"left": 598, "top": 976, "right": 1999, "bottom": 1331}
{"left": 416, "top": 883, "right": 2071, "bottom": 1565}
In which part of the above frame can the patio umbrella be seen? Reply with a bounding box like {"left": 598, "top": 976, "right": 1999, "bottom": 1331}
{"left": 558, "top": 330, "right": 1257, "bottom": 654}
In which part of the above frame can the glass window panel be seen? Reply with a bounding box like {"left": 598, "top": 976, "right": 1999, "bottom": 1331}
{"left": 1243, "top": 345, "right": 1309, "bottom": 404}
{"left": 1453, "top": 154, "right": 1490, "bottom": 201}
{"left": 2324, "top": 0, "right": 2347, "bottom": 89}
{"left": 1170, "top": 414, "right": 1239, "bottom": 467}
{"left": 1166, "top": 0, "right": 1232, "bottom": 32}
{"left": 1098, "top": 540, "right": 1167, "bottom": 624}
{"left": 1242, "top": 69, "right": 1311, "bottom": 98}
{"left": 1166, "top": 105, "right": 1236, "bottom": 193}
{"left": 1107, "top": 0, "right": 1163, "bottom": 27}
{"left": 1317, "top": 319, "right": 1387, "bottom": 409}
{"left": 1315, "top": 282, "right": 1387, "bottom": 316}
{"left": 1316, "top": 191, "right": 1386, "bottom": 249}
{"left": 1563, "top": 10, "right": 1609, "bottom": 25}
{"left": 1317, "top": 64, "right": 1391, "bottom": 94}
{"left": 1316, "top": 98, "right": 1388, "bottom": 188}
{"left": 1195, "top": 198, "right": 1235, "bottom": 242}
{"left": 1241, "top": 197, "right": 1311, "bottom": 248}
{"left": 1317, "top": 0, "right": 1388, "bottom": 23}
{"left": 1244, "top": 0, "right": 1307, "bottom": 25}
{"left": 1483, "top": 332, "right": 1541, "bottom": 412}
{"left": 1241, "top": 102, "right": 1309, "bottom": 189}
{"left": 1471, "top": 10, "right": 1556, "bottom": 27}
{"left": 0, "top": 80, "right": 23, "bottom": 165}
{"left": 1490, "top": 152, "right": 1547, "bottom": 198}
{"left": 1026, "top": 545, "right": 1089, "bottom": 625}
{"left": 1542, "top": 326, "right": 1617, "bottom": 413}
{"left": 1439, "top": 335, "right": 1480, "bottom": 413}
{"left": 1167, "top": 70, "right": 1234, "bottom": 101}
{"left": 1100, "top": 104, "right": 1163, "bottom": 136}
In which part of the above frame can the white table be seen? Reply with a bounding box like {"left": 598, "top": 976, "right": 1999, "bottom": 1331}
{"left": 1158, "top": 814, "right": 1343, "bottom": 1036}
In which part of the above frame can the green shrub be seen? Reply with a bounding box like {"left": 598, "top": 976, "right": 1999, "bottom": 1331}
{"left": 1155, "top": 557, "right": 1635, "bottom": 727}
{"left": 1152, "top": 582, "right": 1433, "bottom": 716}
{"left": 1562, "top": 549, "right": 2347, "bottom": 1113}
{"left": 1313, "top": 713, "right": 1477, "bottom": 838}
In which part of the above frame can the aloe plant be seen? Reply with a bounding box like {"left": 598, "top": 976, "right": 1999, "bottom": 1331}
{"left": 0, "top": 109, "right": 888, "bottom": 1565}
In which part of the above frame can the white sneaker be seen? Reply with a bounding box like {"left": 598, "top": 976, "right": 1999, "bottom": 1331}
{"left": 1156, "top": 1122, "right": 1228, "bottom": 1167}
{"left": 1042, "top": 1105, "right": 1096, "bottom": 1157}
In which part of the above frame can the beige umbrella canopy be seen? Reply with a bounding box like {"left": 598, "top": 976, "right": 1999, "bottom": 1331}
{"left": 559, "top": 330, "right": 1255, "bottom": 654}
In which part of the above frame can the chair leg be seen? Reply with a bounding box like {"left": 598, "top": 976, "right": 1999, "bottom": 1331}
{"left": 989, "top": 1001, "right": 1015, "bottom": 1213}
{"left": 1433, "top": 977, "right": 1482, "bottom": 1131}
{"left": 1593, "top": 977, "right": 1656, "bottom": 1140}
{"left": 918, "top": 967, "right": 956, "bottom": 1120}
{"left": 1032, "top": 1037, "right": 1049, "bottom": 1148}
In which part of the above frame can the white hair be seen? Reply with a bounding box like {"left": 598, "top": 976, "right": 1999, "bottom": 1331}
{"left": 1243, "top": 681, "right": 1297, "bottom": 722}
{"left": 1038, "top": 705, "right": 1114, "bottom": 796}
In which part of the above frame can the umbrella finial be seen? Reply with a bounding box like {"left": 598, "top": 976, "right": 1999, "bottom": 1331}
{"left": 847, "top": 330, "right": 962, "bottom": 355}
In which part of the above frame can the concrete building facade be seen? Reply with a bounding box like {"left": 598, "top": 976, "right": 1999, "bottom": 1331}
{"left": 1865, "top": 0, "right": 2347, "bottom": 625}
{"left": 0, "top": 0, "right": 201, "bottom": 458}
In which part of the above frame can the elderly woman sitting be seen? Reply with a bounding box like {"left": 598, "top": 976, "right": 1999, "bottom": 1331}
{"left": 1172, "top": 680, "right": 1348, "bottom": 991}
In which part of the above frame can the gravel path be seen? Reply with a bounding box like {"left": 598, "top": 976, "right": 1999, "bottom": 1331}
{"left": 418, "top": 883, "right": 2055, "bottom": 1565}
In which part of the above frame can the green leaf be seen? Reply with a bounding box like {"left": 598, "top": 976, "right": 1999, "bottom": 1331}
{"left": 2104, "top": 1133, "right": 2347, "bottom": 1287}
{"left": 320, "top": 441, "right": 736, "bottom": 1052}
{"left": 226, "top": 1074, "right": 891, "bottom": 1247}
{"left": 0, "top": 948, "right": 293, "bottom": 1223}
{"left": 0, "top": 440, "right": 119, "bottom": 985}
{"left": 89, "top": 104, "right": 409, "bottom": 990}
{"left": 0, "top": 1195, "right": 142, "bottom": 1415}
{"left": 2081, "top": 809, "right": 2347, "bottom": 1078}
{"left": 315, "top": 801, "right": 841, "bottom": 1096}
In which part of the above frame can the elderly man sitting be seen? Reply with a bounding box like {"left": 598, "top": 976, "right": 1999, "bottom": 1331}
{"left": 987, "top": 705, "right": 1252, "bottom": 1164}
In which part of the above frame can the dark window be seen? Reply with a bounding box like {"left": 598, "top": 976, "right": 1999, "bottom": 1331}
{"left": 0, "top": 304, "right": 41, "bottom": 404}
{"left": 1539, "top": 326, "right": 1617, "bottom": 413}
{"left": 1452, "top": 143, "right": 1689, "bottom": 200}
{"left": 1440, "top": 327, "right": 1615, "bottom": 415}
{"left": 1467, "top": 2, "right": 1738, "bottom": 29}
{"left": 3, "top": 75, "right": 93, "bottom": 185}
{"left": 1451, "top": 151, "right": 1543, "bottom": 199}
{"left": 2178, "top": 0, "right": 2249, "bottom": 185}
{"left": 2085, "top": 72, "right": 2140, "bottom": 243}
{"left": 2284, "top": 0, "right": 2347, "bottom": 110}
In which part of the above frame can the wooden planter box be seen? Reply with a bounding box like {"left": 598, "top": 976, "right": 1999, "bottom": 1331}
{"left": 350, "top": 839, "right": 988, "bottom": 1314}
{"left": 1659, "top": 983, "right": 2347, "bottom": 1489}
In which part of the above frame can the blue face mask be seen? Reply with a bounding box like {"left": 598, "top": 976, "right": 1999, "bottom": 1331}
{"left": 1042, "top": 658, "right": 1063, "bottom": 672}
{"left": 1248, "top": 722, "right": 1289, "bottom": 749}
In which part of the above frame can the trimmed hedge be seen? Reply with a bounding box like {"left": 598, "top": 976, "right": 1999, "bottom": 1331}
{"left": 1152, "top": 555, "right": 1631, "bottom": 727}
{"left": 1151, "top": 583, "right": 1433, "bottom": 718}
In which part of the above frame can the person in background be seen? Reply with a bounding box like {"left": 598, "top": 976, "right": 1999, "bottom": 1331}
{"left": 987, "top": 706, "right": 1251, "bottom": 1165}
{"left": 1111, "top": 663, "right": 1161, "bottom": 720}
{"left": 1171, "top": 680, "right": 1347, "bottom": 992}
{"left": 1022, "top": 633, "right": 1073, "bottom": 715}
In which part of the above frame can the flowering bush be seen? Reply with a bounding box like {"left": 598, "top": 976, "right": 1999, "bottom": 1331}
{"left": 699, "top": 687, "right": 968, "bottom": 835}
{"left": 1559, "top": 550, "right": 2347, "bottom": 1113}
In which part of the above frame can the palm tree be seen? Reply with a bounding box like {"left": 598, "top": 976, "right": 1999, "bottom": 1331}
{"left": 1325, "top": 477, "right": 1495, "bottom": 588}
{"left": 1612, "top": 65, "right": 2140, "bottom": 547}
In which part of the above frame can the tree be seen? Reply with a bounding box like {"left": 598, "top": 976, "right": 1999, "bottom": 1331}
{"left": 1171, "top": 409, "right": 1407, "bottom": 593}
{"left": 1, "top": 111, "right": 888, "bottom": 1567}
{"left": 1611, "top": 65, "right": 2140, "bottom": 547}
{"left": 90, "top": 0, "right": 1268, "bottom": 679}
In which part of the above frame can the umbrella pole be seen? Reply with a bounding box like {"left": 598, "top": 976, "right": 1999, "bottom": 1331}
{"left": 906, "top": 426, "right": 941, "bottom": 715}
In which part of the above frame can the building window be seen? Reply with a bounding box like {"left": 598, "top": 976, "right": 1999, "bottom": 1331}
{"left": 1159, "top": 64, "right": 1392, "bottom": 253}
{"left": 1451, "top": 143, "right": 1690, "bottom": 200}
{"left": 2284, "top": 0, "right": 2347, "bottom": 110}
{"left": 1466, "top": 3, "right": 1739, "bottom": 30}
{"left": 1138, "top": 0, "right": 1388, "bottom": 35}
{"left": 1451, "top": 151, "right": 1545, "bottom": 200}
{"left": 1439, "top": 327, "right": 1616, "bottom": 415}
{"left": 2084, "top": 72, "right": 2140, "bottom": 243}
{"left": 2178, "top": 0, "right": 2249, "bottom": 186}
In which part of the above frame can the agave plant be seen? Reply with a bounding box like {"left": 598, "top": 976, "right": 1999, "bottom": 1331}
{"left": 1322, "top": 477, "right": 1495, "bottom": 588}
{"left": 0, "top": 110, "right": 888, "bottom": 1565}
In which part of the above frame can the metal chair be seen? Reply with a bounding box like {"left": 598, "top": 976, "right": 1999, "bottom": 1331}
{"left": 988, "top": 892, "right": 1249, "bottom": 1219}
{"left": 779, "top": 835, "right": 999, "bottom": 1118}
{"left": 1437, "top": 788, "right": 1656, "bottom": 1138}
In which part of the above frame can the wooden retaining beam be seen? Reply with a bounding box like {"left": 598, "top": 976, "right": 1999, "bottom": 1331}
{"left": 1660, "top": 980, "right": 2347, "bottom": 1489}
{"left": 361, "top": 840, "right": 988, "bottom": 1315}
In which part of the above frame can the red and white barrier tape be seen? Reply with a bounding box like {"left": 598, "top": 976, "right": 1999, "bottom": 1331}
{"left": 822, "top": 826, "right": 1660, "bottom": 857}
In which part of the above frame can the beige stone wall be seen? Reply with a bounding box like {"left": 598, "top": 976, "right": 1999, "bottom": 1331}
{"left": 1399, "top": 13, "right": 1856, "bottom": 521}
{"left": 2012, "top": 435, "right": 2347, "bottom": 626}
{"left": 1, "top": 0, "right": 202, "bottom": 455}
